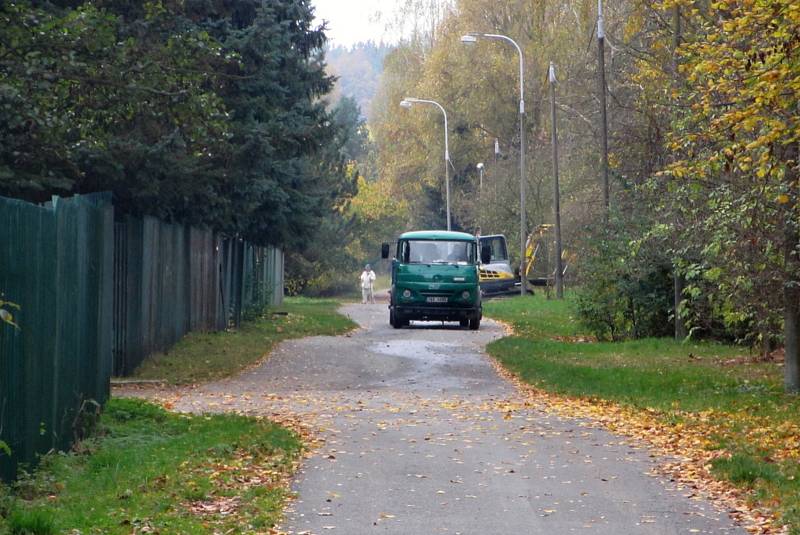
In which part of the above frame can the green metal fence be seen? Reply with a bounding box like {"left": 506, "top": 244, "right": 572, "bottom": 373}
{"left": 0, "top": 194, "right": 114, "bottom": 481}
{"left": 0, "top": 196, "right": 284, "bottom": 479}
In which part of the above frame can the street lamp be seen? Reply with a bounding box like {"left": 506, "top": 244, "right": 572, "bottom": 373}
{"left": 400, "top": 97, "right": 452, "bottom": 231}
{"left": 461, "top": 32, "right": 527, "bottom": 296}
{"left": 476, "top": 162, "right": 485, "bottom": 231}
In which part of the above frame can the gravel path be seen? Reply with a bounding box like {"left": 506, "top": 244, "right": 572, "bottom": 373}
{"left": 117, "top": 303, "right": 744, "bottom": 535}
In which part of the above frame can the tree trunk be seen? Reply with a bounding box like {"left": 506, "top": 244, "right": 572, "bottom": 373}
{"left": 671, "top": 5, "right": 687, "bottom": 342}
{"left": 674, "top": 273, "right": 687, "bottom": 340}
{"left": 760, "top": 326, "right": 773, "bottom": 361}
{"left": 784, "top": 231, "right": 800, "bottom": 393}
{"left": 784, "top": 185, "right": 800, "bottom": 391}
{"left": 783, "top": 142, "right": 800, "bottom": 393}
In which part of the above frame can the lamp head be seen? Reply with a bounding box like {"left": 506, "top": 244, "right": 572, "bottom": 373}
{"left": 400, "top": 99, "right": 413, "bottom": 109}
{"left": 460, "top": 34, "right": 478, "bottom": 45}
{"left": 477, "top": 162, "right": 484, "bottom": 170}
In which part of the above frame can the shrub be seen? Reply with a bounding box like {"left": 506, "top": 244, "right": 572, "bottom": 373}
{"left": 574, "top": 213, "right": 673, "bottom": 341}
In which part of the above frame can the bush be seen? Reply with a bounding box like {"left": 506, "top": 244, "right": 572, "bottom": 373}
{"left": 284, "top": 249, "right": 361, "bottom": 297}
{"left": 574, "top": 213, "right": 673, "bottom": 341}
{"left": 573, "top": 208, "right": 753, "bottom": 345}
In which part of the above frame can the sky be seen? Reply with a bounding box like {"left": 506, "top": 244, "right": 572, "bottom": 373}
{"left": 312, "top": 0, "right": 403, "bottom": 47}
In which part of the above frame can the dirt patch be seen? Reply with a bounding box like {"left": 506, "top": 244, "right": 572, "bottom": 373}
{"left": 711, "top": 349, "right": 784, "bottom": 366}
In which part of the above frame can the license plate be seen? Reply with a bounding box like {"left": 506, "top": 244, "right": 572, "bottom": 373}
{"left": 426, "top": 296, "right": 448, "bottom": 303}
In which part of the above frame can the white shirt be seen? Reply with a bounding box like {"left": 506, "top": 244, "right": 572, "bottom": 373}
{"left": 360, "top": 270, "right": 376, "bottom": 289}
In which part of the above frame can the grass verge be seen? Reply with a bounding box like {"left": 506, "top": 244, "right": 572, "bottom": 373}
{"left": 485, "top": 294, "right": 800, "bottom": 533}
{"left": 0, "top": 398, "right": 303, "bottom": 534}
{"left": 131, "top": 297, "right": 356, "bottom": 385}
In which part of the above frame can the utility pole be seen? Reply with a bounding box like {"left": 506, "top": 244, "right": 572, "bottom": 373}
{"left": 671, "top": 5, "right": 688, "bottom": 340}
{"left": 477, "top": 162, "right": 485, "bottom": 231}
{"left": 549, "top": 62, "right": 564, "bottom": 299}
{"left": 519, "top": 91, "right": 528, "bottom": 296}
{"left": 672, "top": 3, "right": 682, "bottom": 67}
{"left": 597, "top": 0, "right": 610, "bottom": 220}
{"left": 445, "top": 145, "right": 451, "bottom": 231}
{"left": 494, "top": 139, "right": 500, "bottom": 208}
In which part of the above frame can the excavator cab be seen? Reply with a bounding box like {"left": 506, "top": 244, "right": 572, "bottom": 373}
{"left": 477, "top": 234, "right": 518, "bottom": 297}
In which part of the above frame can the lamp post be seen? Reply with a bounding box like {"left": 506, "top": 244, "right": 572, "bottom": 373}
{"left": 549, "top": 62, "right": 564, "bottom": 299}
{"left": 477, "top": 162, "right": 485, "bottom": 231}
{"left": 597, "top": 0, "right": 610, "bottom": 219}
{"left": 400, "top": 97, "right": 451, "bottom": 231}
{"left": 462, "top": 32, "right": 527, "bottom": 296}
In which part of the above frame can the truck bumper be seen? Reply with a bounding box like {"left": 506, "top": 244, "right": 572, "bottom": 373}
{"left": 393, "top": 305, "right": 481, "bottom": 322}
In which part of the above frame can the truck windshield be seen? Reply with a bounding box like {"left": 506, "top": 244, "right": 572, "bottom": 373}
{"left": 402, "top": 240, "right": 475, "bottom": 265}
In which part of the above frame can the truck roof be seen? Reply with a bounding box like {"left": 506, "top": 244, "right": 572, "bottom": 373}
{"left": 399, "top": 230, "right": 476, "bottom": 241}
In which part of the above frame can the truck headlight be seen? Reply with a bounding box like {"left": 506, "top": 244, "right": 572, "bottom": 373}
{"left": 461, "top": 290, "right": 470, "bottom": 299}
{"left": 402, "top": 289, "right": 412, "bottom": 298}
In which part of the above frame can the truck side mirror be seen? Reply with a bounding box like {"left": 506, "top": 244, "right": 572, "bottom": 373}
{"left": 480, "top": 245, "right": 491, "bottom": 264}
{"left": 381, "top": 243, "right": 390, "bottom": 259}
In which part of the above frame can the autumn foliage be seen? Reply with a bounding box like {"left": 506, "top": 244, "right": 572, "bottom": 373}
{"left": 639, "top": 0, "right": 800, "bottom": 390}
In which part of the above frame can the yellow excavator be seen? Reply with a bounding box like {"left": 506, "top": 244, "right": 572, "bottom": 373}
{"left": 478, "top": 226, "right": 572, "bottom": 296}
{"left": 524, "top": 224, "right": 572, "bottom": 291}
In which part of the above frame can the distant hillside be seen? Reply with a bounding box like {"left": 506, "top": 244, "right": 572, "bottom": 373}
{"left": 326, "top": 42, "right": 393, "bottom": 119}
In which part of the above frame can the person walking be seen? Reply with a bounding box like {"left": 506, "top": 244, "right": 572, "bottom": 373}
{"left": 360, "top": 264, "right": 376, "bottom": 304}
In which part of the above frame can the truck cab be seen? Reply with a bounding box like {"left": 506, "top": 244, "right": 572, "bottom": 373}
{"left": 382, "top": 230, "right": 489, "bottom": 330}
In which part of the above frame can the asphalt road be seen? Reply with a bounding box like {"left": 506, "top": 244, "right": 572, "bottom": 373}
{"left": 175, "top": 303, "right": 744, "bottom": 535}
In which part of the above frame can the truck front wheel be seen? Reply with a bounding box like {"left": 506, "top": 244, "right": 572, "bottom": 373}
{"left": 469, "top": 317, "right": 480, "bottom": 330}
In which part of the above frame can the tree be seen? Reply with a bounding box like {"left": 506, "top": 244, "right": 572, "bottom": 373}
{"left": 1, "top": 1, "right": 355, "bottom": 252}
{"left": 369, "top": 0, "right": 622, "bottom": 263}
{"left": 326, "top": 42, "right": 393, "bottom": 120}
{"left": 0, "top": 1, "right": 233, "bottom": 225}
{"left": 284, "top": 97, "right": 378, "bottom": 295}
{"left": 654, "top": 0, "right": 800, "bottom": 391}
{"left": 183, "top": 0, "right": 349, "bottom": 248}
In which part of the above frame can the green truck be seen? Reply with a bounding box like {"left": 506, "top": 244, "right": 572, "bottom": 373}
{"left": 381, "top": 230, "right": 490, "bottom": 330}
